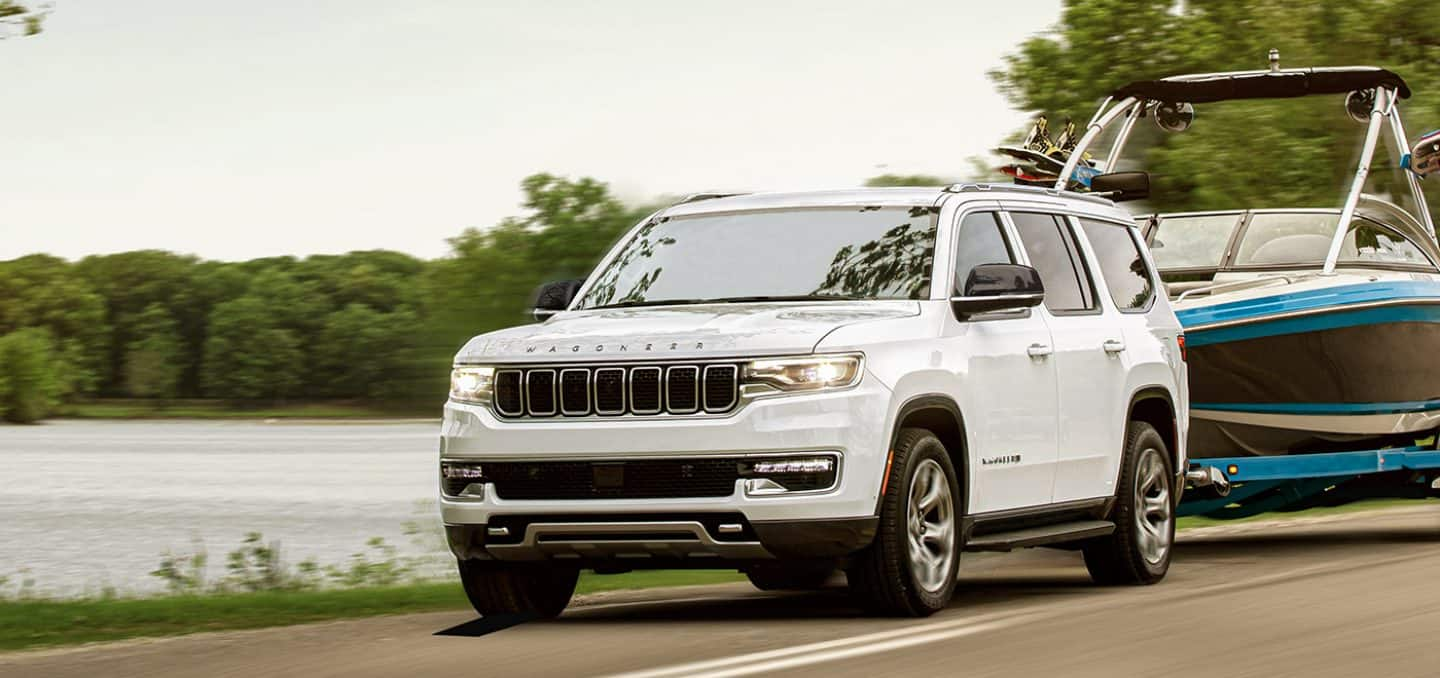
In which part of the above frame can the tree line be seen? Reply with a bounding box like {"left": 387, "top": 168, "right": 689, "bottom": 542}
{"left": 0, "top": 174, "right": 650, "bottom": 422}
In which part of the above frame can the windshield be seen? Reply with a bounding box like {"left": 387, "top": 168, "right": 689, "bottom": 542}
{"left": 575, "top": 206, "right": 938, "bottom": 309}
{"left": 1148, "top": 213, "right": 1241, "bottom": 269}
{"left": 1149, "top": 211, "right": 1434, "bottom": 272}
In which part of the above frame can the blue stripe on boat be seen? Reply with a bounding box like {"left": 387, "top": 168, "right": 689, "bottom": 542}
{"left": 1176, "top": 280, "right": 1440, "bottom": 326}
{"left": 1192, "top": 400, "right": 1440, "bottom": 415}
{"left": 1177, "top": 279, "right": 1440, "bottom": 346}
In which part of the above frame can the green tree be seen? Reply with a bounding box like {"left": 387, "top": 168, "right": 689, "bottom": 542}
{"left": 419, "top": 174, "right": 650, "bottom": 397}
{"left": 0, "top": 255, "right": 108, "bottom": 397}
{"left": 0, "top": 328, "right": 64, "bottom": 423}
{"left": 76, "top": 251, "right": 204, "bottom": 396}
{"left": 124, "top": 303, "right": 183, "bottom": 400}
{"left": 991, "top": 0, "right": 1440, "bottom": 214}
{"left": 312, "top": 303, "right": 418, "bottom": 399}
{"left": 0, "top": 1, "right": 48, "bottom": 38}
{"left": 201, "top": 296, "right": 304, "bottom": 402}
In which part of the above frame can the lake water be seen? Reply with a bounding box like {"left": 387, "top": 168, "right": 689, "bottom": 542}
{"left": 0, "top": 420, "right": 444, "bottom": 596}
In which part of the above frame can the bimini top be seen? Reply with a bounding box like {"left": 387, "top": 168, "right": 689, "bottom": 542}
{"left": 1111, "top": 67, "right": 1411, "bottom": 104}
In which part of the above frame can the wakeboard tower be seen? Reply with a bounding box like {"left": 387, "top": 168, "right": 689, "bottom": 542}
{"left": 1046, "top": 50, "right": 1440, "bottom": 518}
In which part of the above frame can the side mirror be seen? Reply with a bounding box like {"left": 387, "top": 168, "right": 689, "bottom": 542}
{"left": 950, "top": 263, "right": 1045, "bottom": 319}
{"left": 531, "top": 279, "right": 584, "bottom": 321}
{"left": 1090, "top": 171, "right": 1150, "bottom": 202}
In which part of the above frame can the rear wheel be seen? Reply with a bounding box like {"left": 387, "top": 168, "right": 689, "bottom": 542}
{"left": 745, "top": 561, "right": 836, "bottom": 591}
{"left": 457, "top": 559, "right": 579, "bottom": 618}
{"left": 1083, "top": 421, "right": 1175, "bottom": 585}
{"left": 847, "top": 428, "right": 961, "bottom": 617}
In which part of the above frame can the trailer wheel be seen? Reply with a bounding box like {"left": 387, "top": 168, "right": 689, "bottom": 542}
{"left": 1084, "top": 421, "right": 1175, "bottom": 585}
{"left": 846, "top": 428, "right": 961, "bottom": 617}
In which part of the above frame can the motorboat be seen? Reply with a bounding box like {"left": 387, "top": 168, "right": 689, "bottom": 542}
{"left": 1049, "top": 52, "right": 1440, "bottom": 457}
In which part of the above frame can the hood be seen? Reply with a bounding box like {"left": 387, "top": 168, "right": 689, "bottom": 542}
{"left": 456, "top": 301, "right": 921, "bottom": 363}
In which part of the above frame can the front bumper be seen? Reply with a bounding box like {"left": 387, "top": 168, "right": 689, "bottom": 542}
{"left": 438, "top": 374, "right": 892, "bottom": 562}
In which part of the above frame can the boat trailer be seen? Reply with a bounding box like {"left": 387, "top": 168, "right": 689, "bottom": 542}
{"left": 1180, "top": 445, "right": 1440, "bottom": 519}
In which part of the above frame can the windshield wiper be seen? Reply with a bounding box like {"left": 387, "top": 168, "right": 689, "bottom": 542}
{"left": 693, "top": 294, "right": 868, "bottom": 303}
{"left": 588, "top": 294, "right": 865, "bottom": 310}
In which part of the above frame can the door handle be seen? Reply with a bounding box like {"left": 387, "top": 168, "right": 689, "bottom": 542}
{"left": 1027, "top": 343, "right": 1053, "bottom": 358}
{"left": 1102, "top": 339, "right": 1127, "bottom": 354}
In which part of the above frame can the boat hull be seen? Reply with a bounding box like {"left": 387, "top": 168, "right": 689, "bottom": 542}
{"left": 1180, "top": 280, "right": 1440, "bottom": 457}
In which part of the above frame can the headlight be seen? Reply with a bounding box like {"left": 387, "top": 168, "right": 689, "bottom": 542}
{"left": 743, "top": 354, "right": 862, "bottom": 392}
{"left": 450, "top": 366, "right": 495, "bottom": 404}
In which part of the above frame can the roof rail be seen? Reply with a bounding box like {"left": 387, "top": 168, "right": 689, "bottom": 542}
{"left": 673, "top": 192, "right": 750, "bottom": 206}
{"left": 942, "top": 182, "right": 1115, "bottom": 206}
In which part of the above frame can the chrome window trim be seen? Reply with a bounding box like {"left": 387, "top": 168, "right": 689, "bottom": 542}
{"left": 664, "top": 365, "right": 700, "bottom": 414}
{"left": 525, "top": 369, "right": 557, "bottom": 417}
{"left": 558, "top": 368, "right": 591, "bottom": 416}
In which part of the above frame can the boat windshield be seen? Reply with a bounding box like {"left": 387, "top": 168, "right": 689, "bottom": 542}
{"left": 1149, "top": 211, "right": 1435, "bottom": 273}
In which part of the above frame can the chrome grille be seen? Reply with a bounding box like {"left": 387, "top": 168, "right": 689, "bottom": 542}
{"left": 492, "top": 363, "right": 741, "bottom": 419}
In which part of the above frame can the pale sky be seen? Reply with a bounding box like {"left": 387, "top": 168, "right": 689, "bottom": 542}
{"left": 0, "top": 0, "right": 1061, "bottom": 261}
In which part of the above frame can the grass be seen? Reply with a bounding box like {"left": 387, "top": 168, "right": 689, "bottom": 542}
{"left": 53, "top": 399, "right": 436, "bottom": 420}
{"left": 1176, "top": 497, "right": 1430, "bottom": 529}
{"left": 0, "top": 571, "right": 745, "bottom": 653}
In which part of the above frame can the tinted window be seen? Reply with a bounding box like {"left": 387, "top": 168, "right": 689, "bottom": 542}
{"left": 1011, "top": 212, "right": 1096, "bottom": 312}
{"left": 575, "top": 206, "right": 937, "bottom": 309}
{"left": 952, "top": 211, "right": 1013, "bottom": 293}
{"left": 1080, "top": 219, "right": 1154, "bottom": 311}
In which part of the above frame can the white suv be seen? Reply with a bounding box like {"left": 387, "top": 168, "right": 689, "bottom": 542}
{"left": 440, "top": 184, "right": 1188, "bottom": 617}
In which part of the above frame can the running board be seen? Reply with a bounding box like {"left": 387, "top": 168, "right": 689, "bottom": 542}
{"left": 964, "top": 520, "right": 1115, "bottom": 552}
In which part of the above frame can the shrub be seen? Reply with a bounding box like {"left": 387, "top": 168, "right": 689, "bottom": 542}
{"left": 0, "top": 328, "right": 64, "bottom": 423}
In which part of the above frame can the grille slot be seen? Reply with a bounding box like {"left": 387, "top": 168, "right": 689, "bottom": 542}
{"left": 560, "top": 369, "right": 590, "bottom": 415}
{"left": 629, "top": 367, "right": 662, "bottom": 414}
{"left": 526, "top": 370, "right": 557, "bottom": 416}
{"left": 665, "top": 366, "right": 699, "bottom": 413}
{"left": 704, "top": 365, "right": 738, "bottom": 412}
{"left": 489, "top": 363, "right": 739, "bottom": 419}
{"left": 495, "top": 370, "right": 524, "bottom": 416}
{"left": 594, "top": 368, "right": 626, "bottom": 414}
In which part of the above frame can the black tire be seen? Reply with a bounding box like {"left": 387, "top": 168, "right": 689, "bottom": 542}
{"left": 1083, "top": 421, "right": 1176, "bottom": 585}
{"left": 745, "top": 561, "right": 836, "bottom": 591}
{"left": 846, "top": 428, "right": 961, "bottom": 617}
{"left": 457, "top": 559, "right": 579, "bottom": 618}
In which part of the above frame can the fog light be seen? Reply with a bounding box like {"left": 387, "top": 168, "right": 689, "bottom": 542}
{"left": 740, "top": 454, "right": 839, "bottom": 495}
{"left": 441, "top": 462, "right": 488, "bottom": 498}
{"left": 752, "top": 458, "right": 834, "bottom": 474}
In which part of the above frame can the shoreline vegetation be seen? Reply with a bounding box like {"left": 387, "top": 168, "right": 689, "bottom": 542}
{"left": 49, "top": 398, "right": 439, "bottom": 421}
{"left": 1, "top": 500, "right": 1431, "bottom": 653}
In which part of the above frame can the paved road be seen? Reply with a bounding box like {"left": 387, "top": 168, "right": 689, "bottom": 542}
{"left": 7, "top": 506, "right": 1439, "bottom": 678}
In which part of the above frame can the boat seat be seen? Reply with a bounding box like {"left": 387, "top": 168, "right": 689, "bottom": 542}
{"left": 1246, "top": 234, "right": 1331, "bottom": 265}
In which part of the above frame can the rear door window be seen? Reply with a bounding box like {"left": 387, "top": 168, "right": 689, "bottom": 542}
{"left": 1010, "top": 212, "right": 1097, "bottom": 313}
{"left": 1079, "top": 218, "right": 1155, "bottom": 312}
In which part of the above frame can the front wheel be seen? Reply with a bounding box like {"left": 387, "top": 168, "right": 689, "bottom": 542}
{"left": 457, "top": 559, "right": 579, "bottom": 618}
{"left": 846, "top": 428, "right": 961, "bottom": 617}
{"left": 1083, "top": 421, "right": 1175, "bottom": 585}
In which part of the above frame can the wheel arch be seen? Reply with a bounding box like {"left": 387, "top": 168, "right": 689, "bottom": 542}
{"left": 884, "top": 394, "right": 969, "bottom": 516}
{"left": 1127, "top": 386, "right": 1182, "bottom": 473}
